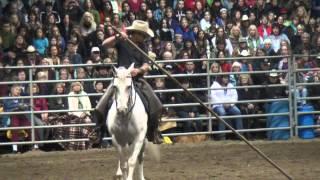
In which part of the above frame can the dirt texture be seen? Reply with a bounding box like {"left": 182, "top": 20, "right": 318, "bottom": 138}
{"left": 0, "top": 139, "right": 319, "bottom": 180}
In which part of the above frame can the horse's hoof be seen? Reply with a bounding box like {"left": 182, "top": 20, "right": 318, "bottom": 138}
{"left": 113, "top": 175, "right": 123, "bottom": 180}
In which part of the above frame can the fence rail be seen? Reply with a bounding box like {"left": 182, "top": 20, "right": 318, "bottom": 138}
{"left": 0, "top": 55, "right": 319, "bottom": 146}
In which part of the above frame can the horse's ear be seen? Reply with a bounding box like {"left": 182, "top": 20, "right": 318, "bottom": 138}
{"left": 112, "top": 66, "right": 118, "bottom": 76}
{"left": 128, "top": 63, "right": 135, "bottom": 72}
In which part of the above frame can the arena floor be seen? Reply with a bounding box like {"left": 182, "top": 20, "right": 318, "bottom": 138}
{"left": 0, "top": 139, "right": 319, "bottom": 180}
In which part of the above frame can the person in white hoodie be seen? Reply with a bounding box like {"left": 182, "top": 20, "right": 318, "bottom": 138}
{"left": 210, "top": 75, "right": 243, "bottom": 140}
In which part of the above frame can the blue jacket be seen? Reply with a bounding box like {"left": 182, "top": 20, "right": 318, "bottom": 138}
{"left": 174, "top": 26, "right": 195, "bottom": 42}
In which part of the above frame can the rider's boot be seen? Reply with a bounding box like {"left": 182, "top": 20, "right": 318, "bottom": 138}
{"left": 147, "top": 113, "right": 163, "bottom": 144}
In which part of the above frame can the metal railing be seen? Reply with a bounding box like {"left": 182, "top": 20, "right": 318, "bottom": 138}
{"left": 0, "top": 55, "right": 319, "bottom": 147}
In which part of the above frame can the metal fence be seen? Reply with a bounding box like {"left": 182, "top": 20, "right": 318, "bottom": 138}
{"left": 0, "top": 54, "right": 319, "bottom": 146}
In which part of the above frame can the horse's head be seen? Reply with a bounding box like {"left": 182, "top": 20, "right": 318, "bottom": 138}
{"left": 113, "top": 63, "right": 134, "bottom": 114}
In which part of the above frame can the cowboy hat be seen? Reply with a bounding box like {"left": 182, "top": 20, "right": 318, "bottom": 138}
{"left": 241, "top": 15, "right": 249, "bottom": 21}
{"left": 232, "top": 61, "right": 242, "bottom": 68}
{"left": 269, "top": 69, "right": 279, "bottom": 77}
{"left": 26, "top": 45, "right": 36, "bottom": 53}
{"left": 240, "top": 50, "right": 250, "bottom": 57}
{"left": 126, "top": 20, "right": 154, "bottom": 37}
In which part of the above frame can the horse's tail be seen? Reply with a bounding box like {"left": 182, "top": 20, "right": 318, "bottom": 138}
{"left": 145, "top": 140, "right": 161, "bottom": 162}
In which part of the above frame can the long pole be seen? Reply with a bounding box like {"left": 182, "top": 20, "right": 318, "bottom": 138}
{"left": 112, "top": 27, "right": 293, "bottom": 180}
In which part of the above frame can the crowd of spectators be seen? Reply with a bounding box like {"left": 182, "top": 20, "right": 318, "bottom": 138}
{"left": 1, "top": 0, "right": 320, "bottom": 152}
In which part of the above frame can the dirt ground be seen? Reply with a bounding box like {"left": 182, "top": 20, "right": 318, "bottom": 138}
{"left": 0, "top": 139, "right": 319, "bottom": 180}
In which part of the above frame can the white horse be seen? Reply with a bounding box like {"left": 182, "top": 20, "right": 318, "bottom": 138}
{"left": 107, "top": 63, "right": 148, "bottom": 180}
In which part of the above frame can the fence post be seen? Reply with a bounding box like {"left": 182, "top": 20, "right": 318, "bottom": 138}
{"left": 207, "top": 57, "right": 212, "bottom": 134}
{"left": 292, "top": 55, "right": 298, "bottom": 137}
{"left": 29, "top": 67, "right": 35, "bottom": 145}
{"left": 289, "top": 54, "right": 296, "bottom": 138}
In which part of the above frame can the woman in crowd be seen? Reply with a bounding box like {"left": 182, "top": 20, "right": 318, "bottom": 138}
{"left": 32, "top": 27, "right": 49, "bottom": 56}
{"left": 210, "top": 75, "right": 243, "bottom": 140}
{"left": 48, "top": 82, "right": 68, "bottom": 117}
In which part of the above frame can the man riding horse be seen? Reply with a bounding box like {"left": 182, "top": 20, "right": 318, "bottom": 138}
{"left": 92, "top": 20, "right": 163, "bottom": 144}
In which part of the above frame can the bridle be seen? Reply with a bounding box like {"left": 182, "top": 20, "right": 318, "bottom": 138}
{"left": 113, "top": 76, "right": 137, "bottom": 117}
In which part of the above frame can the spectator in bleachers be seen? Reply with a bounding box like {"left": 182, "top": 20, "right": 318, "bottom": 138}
{"left": 238, "top": 37, "right": 249, "bottom": 56}
{"left": 58, "top": 68, "right": 71, "bottom": 90}
{"left": 216, "top": 8, "right": 229, "bottom": 30}
{"left": 239, "top": 49, "right": 253, "bottom": 71}
{"left": 257, "top": 14, "right": 272, "bottom": 38}
{"left": 262, "top": 38, "right": 277, "bottom": 57}
{"left": 240, "top": 14, "right": 250, "bottom": 37}
{"left": 16, "top": 69, "right": 28, "bottom": 96}
{"left": 80, "top": 12, "right": 97, "bottom": 37}
{"left": 66, "top": 41, "right": 83, "bottom": 65}
{"left": 89, "top": 46, "right": 102, "bottom": 64}
{"left": 261, "top": 69, "right": 287, "bottom": 100}
{"left": 229, "top": 25, "right": 241, "bottom": 51}
{"left": 59, "top": 14, "right": 74, "bottom": 42}
{"left": 210, "top": 0, "right": 224, "bottom": 18}
{"left": 153, "top": 0, "right": 166, "bottom": 23}
{"left": 237, "top": 74, "right": 260, "bottom": 139}
{"left": 89, "top": 81, "right": 105, "bottom": 108}
{"left": 93, "top": 64, "right": 113, "bottom": 87}
{"left": 47, "top": 45, "right": 61, "bottom": 73}
{"left": 40, "top": 1, "right": 60, "bottom": 25}
{"left": 68, "top": 81, "right": 92, "bottom": 119}
{"left": 174, "top": 79, "right": 202, "bottom": 132}
{"left": 120, "top": 1, "right": 131, "bottom": 19}
{"left": 268, "top": 23, "right": 290, "bottom": 54}
{"left": 26, "top": 10, "right": 42, "bottom": 37}
{"left": 83, "top": 0, "right": 100, "bottom": 25}
{"left": 146, "top": 8, "right": 159, "bottom": 32}
{"left": 76, "top": 67, "right": 94, "bottom": 93}
{"left": 230, "top": 61, "right": 242, "bottom": 86}
{"left": 217, "top": 50, "right": 231, "bottom": 72}
{"left": 3, "top": 84, "right": 30, "bottom": 153}
{"left": 164, "top": 7, "right": 180, "bottom": 31}
{"left": 193, "top": 0, "right": 205, "bottom": 21}
{"left": 84, "top": 60, "right": 95, "bottom": 78}
{"left": 156, "top": 18, "right": 175, "bottom": 42}
{"left": 210, "top": 62, "right": 222, "bottom": 83}
{"left": 210, "top": 74, "right": 243, "bottom": 140}
{"left": 36, "top": 70, "right": 52, "bottom": 96}
{"left": 37, "top": 58, "right": 55, "bottom": 80}
{"left": 63, "top": 0, "right": 84, "bottom": 25}
{"left": 112, "top": 13, "right": 126, "bottom": 32}
{"left": 12, "top": 35, "right": 28, "bottom": 58}
{"left": 48, "top": 82, "right": 68, "bottom": 117}
{"left": 0, "top": 20, "right": 15, "bottom": 52}
{"left": 136, "top": 1, "right": 148, "bottom": 20}
{"left": 176, "top": 17, "right": 196, "bottom": 42}
{"left": 50, "top": 25, "right": 66, "bottom": 52}
{"left": 30, "top": 83, "right": 49, "bottom": 145}
{"left": 247, "top": 24, "right": 264, "bottom": 54}
{"left": 32, "top": 27, "right": 49, "bottom": 56}
{"left": 211, "top": 27, "right": 233, "bottom": 56}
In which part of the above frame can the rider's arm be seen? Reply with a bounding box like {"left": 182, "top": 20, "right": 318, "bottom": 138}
{"left": 102, "top": 32, "right": 128, "bottom": 48}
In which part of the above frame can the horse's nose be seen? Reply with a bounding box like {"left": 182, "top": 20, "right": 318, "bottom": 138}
{"left": 117, "top": 107, "right": 128, "bottom": 114}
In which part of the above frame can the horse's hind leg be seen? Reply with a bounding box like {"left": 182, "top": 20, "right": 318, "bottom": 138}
{"left": 136, "top": 141, "right": 146, "bottom": 180}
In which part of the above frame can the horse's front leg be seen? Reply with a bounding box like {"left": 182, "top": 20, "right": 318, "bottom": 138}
{"left": 127, "top": 132, "right": 147, "bottom": 180}
{"left": 136, "top": 140, "right": 146, "bottom": 180}
{"left": 112, "top": 137, "right": 126, "bottom": 179}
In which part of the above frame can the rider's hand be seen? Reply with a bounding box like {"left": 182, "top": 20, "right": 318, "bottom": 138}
{"left": 131, "top": 68, "right": 140, "bottom": 77}
{"left": 116, "top": 31, "right": 128, "bottom": 40}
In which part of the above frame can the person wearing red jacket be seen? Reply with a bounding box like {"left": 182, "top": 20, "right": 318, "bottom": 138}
{"left": 257, "top": 15, "right": 272, "bottom": 38}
